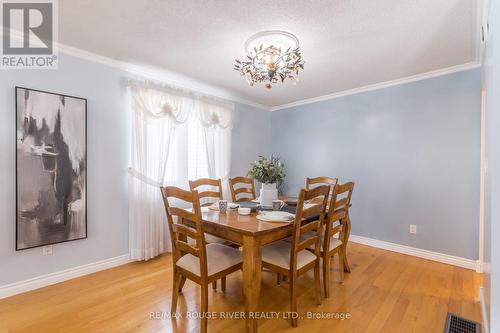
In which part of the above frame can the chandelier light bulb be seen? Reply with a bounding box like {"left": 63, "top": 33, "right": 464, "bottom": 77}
{"left": 264, "top": 53, "right": 274, "bottom": 65}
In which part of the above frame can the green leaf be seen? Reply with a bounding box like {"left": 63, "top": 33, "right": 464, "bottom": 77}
{"left": 247, "top": 155, "right": 286, "bottom": 184}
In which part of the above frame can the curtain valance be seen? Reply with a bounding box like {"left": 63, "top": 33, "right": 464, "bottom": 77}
{"left": 129, "top": 81, "right": 234, "bottom": 129}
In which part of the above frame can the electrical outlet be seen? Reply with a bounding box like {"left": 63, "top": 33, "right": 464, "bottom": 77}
{"left": 409, "top": 225, "right": 417, "bottom": 234}
{"left": 42, "top": 245, "right": 53, "bottom": 255}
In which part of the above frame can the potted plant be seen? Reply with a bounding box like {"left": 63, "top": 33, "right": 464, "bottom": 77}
{"left": 247, "top": 155, "right": 286, "bottom": 208}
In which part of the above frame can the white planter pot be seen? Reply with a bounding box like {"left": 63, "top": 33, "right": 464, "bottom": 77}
{"left": 259, "top": 183, "right": 278, "bottom": 208}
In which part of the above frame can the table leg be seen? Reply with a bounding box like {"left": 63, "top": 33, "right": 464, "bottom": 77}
{"left": 342, "top": 215, "right": 352, "bottom": 273}
{"left": 243, "top": 235, "right": 262, "bottom": 333}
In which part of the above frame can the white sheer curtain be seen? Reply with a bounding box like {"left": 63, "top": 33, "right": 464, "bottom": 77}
{"left": 201, "top": 103, "right": 233, "bottom": 200}
{"left": 128, "top": 81, "right": 234, "bottom": 261}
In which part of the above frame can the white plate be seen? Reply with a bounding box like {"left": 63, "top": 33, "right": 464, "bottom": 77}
{"left": 256, "top": 215, "right": 294, "bottom": 223}
{"left": 257, "top": 211, "right": 295, "bottom": 222}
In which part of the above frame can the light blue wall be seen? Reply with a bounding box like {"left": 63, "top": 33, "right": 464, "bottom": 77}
{"left": 271, "top": 69, "right": 482, "bottom": 260}
{"left": 484, "top": 0, "right": 500, "bottom": 330}
{"left": 0, "top": 54, "right": 130, "bottom": 285}
{"left": 0, "top": 53, "right": 268, "bottom": 285}
{"left": 231, "top": 103, "right": 272, "bottom": 177}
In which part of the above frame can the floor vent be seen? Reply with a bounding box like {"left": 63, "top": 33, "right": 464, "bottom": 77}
{"left": 444, "top": 312, "right": 481, "bottom": 333}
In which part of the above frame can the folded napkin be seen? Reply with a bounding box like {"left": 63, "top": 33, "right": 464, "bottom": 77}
{"left": 302, "top": 203, "right": 320, "bottom": 210}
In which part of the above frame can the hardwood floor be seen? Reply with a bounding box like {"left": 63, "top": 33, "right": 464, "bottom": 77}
{"left": 0, "top": 243, "right": 481, "bottom": 333}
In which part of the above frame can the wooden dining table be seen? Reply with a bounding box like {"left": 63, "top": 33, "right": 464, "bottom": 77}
{"left": 182, "top": 202, "right": 351, "bottom": 333}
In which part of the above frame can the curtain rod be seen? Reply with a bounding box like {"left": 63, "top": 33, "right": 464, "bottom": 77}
{"left": 126, "top": 78, "right": 235, "bottom": 110}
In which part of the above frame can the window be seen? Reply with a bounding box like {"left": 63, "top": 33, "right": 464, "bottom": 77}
{"left": 163, "top": 115, "right": 210, "bottom": 186}
{"left": 187, "top": 119, "right": 209, "bottom": 180}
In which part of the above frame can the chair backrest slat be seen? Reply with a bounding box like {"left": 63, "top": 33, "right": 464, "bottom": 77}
{"left": 297, "top": 236, "right": 319, "bottom": 252}
{"left": 172, "top": 223, "right": 198, "bottom": 240}
{"left": 198, "top": 191, "right": 223, "bottom": 199}
{"left": 161, "top": 186, "right": 209, "bottom": 278}
{"left": 332, "top": 197, "right": 350, "bottom": 211}
{"left": 229, "top": 177, "right": 256, "bottom": 202}
{"left": 176, "top": 239, "right": 200, "bottom": 257}
{"left": 189, "top": 178, "right": 223, "bottom": 207}
{"left": 300, "top": 220, "right": 320, "bottom": 234}
{"left": 305, "top": 176, "right": 338, "bottom": 189}
{"left": 168, "top": 207, "right": 197, "bottom": 223}
{"left": 328, "top": 224, "right": 343, "bottom": 238}
{"left": 234, "top": 187, "right": 254, "bottom": 195}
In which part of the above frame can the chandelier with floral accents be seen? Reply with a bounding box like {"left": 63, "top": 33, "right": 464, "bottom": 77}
{"left": 234, "top": 30, "right": 305, "bottom": 89}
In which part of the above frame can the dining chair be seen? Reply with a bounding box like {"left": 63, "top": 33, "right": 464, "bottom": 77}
{"left": 228, "top": 176, "right": 256, "bottom": 202}
{"left": 261, "top": 185, "right": 330, "bottom": 327}
{"left": 319, "top": 181, "right": 355, "bottom": 298}
{"left": 280, "top": 176, "right": 337, "bottom": 246}
{"left": 305, "top": 176, "right": 338, "bottom": 209}
{"left": 160, "top": 186, "right": 242, "bottom": 333}
{"left": 189, "top": 177, "right": 232, "bottom": 290}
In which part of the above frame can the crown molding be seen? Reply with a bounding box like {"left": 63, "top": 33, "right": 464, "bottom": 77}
{"left": 270, "top": 61, "right": 482, "bottom": 111}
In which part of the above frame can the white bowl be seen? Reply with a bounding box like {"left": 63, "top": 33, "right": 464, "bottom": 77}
{"left": 238, "top": 207, "right": 251, "bottom": 216}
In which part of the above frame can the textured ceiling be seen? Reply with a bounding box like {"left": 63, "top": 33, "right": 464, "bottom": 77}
{"left": 59, "top": 0, "right": 480, "bottom": 108}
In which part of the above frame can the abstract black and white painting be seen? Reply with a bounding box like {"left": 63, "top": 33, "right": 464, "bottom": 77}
{"left": 16, "top": 87, "right": 87, "bottom": 250}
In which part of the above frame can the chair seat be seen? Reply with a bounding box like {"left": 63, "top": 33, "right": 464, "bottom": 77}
{"left": 262, "top": 241, "right": 317, "bottom": 271}
{"left": 329, "top": 208, "right": 347, "bottom": 221}
{"left": 176, "top": 243, "right": 242, "bottom": 277}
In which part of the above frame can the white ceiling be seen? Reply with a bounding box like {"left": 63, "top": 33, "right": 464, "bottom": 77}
{"left": 59, "top": 0, "right": 480, "bottom": 108}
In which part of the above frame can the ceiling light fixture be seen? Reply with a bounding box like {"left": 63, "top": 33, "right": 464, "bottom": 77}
{"left": 234, "top": 30, "right": 305, "bottom": 89}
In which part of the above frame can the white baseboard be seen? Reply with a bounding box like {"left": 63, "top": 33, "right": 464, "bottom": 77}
{"left": 476, "top": 260, "right": 484, "bottom": 274}
{"left": 0, "top": 254, "right": 131, "bottom": 299}
{"left": 479, "top": 286, "right": 489, "bottom": 333}
{"left": 349, "top": 235, "right": 478, "bottom": 270}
